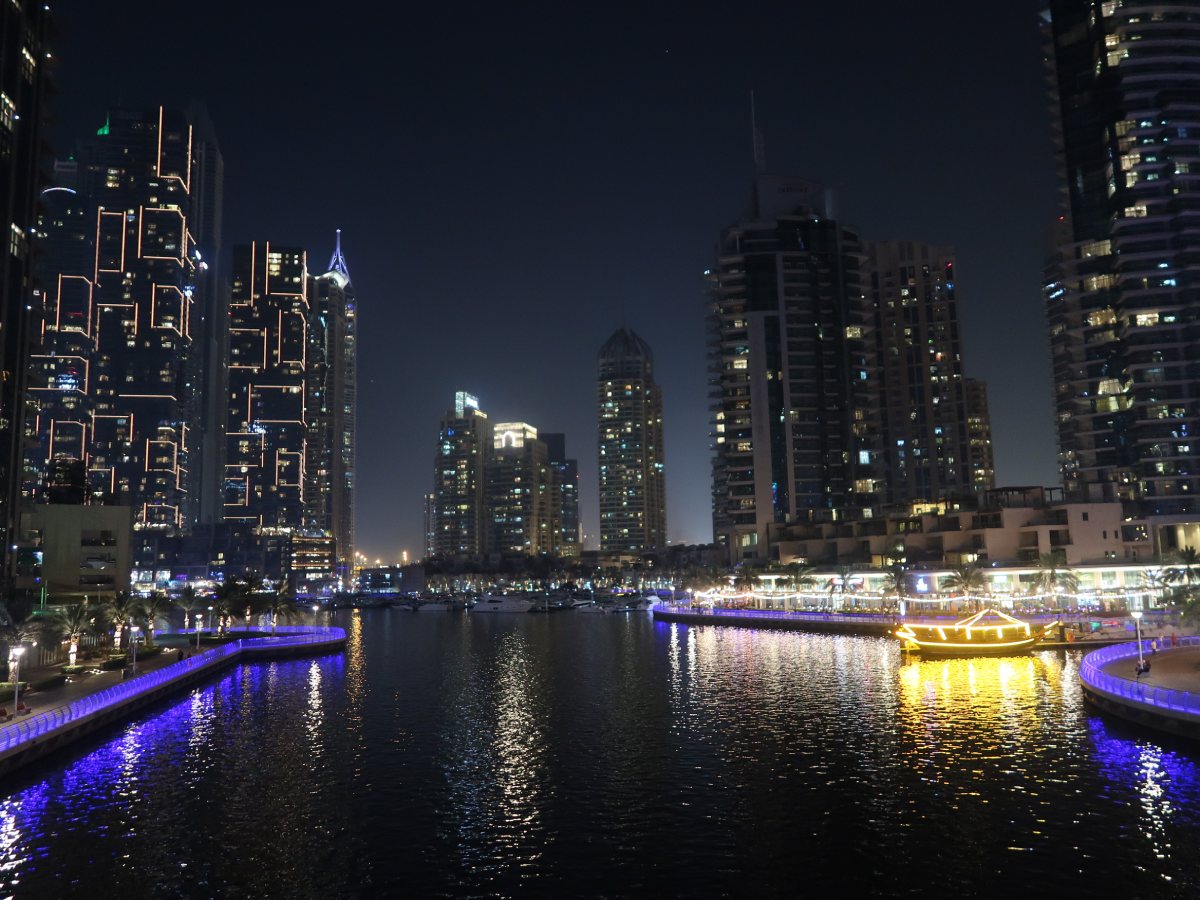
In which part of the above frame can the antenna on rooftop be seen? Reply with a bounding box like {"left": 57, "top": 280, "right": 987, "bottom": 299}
{"left": 751, "top": 90, "right": 766, "bottom": 175}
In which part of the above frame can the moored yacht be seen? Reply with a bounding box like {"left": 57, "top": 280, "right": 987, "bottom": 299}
{"left": 473, "top": 593, "right": 537, "bottom": 613}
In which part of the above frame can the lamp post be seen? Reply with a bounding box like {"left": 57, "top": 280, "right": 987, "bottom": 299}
{"left": 1132, "top": 609, "right": 1145, "bottom": 669}
{"left": 8, "top": 646, "right": 25, "bottom": 712}
{"left": 207, "top": 605, "right": 214, "bottom": 636}
{"left": 311, "top": 604, "right": 319, "bottom": 629}
{"left": 130, "top": 625, "right": 140, "bottom": 674}
{"left": 195, "top": 614, "right": 204, "bottom": 650}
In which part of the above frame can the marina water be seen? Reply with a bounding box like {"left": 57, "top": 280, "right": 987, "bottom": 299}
{"left": 2, "top": 610, "right": 1199, "bottom": 897}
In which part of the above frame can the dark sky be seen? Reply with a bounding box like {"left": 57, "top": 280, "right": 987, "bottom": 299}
{"left": 51, "top": 1, "right": 1059, "bottom": 561}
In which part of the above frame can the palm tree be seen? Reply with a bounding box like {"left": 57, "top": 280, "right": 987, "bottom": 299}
{"left": 1142, "top": 567, "right": 1174, "bottom": 610}
{"left": 212, "top": 577, "right": 246, "bottom": 635}
{"left": 176, "top": 584, "right": 201, "bottom": 630}
{"left": 783, "top": 563, "right": 816, "bottom": 612}
{"left": 50, "top": 600, "right": 96, "bottom": 665}
{"left": 139, "top": 591, "right": 174, "bottom": 647}
{"left": 879, "top": 567, "right": 908, "bottom": 615}
{"left": 942, "top": 563, "right": 988, "bottom": 612}
{"left": 1, "top": 600, "right": 50, "bottom": 677}
{"left": 827, "top": 566, "right": 855, "bottom": 611}
{"left": 105, "top": 591, "right": 140, "bottom": 652}
{"left": 239, "top": 572, "right": 268, "bottom": 630}
{"left": 1166, "top": 546, "right": 1200, "bottom": 608}
{"left": 1030, "top": 551, "right": 1078, "bottom": 613}
{"left": 255, "top": 585, "right": 298, "bottom": 636}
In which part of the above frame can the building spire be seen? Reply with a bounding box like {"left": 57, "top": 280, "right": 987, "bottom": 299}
{"left": 751, "top": 90, "right": 765, "bottom": 174}
{"left": 328, "top": 228, "right": 351, "bottom": 284}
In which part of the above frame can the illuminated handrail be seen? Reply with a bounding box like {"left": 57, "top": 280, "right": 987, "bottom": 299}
{"left": 1078, "top": 637, "right": 1200, "bottom": 719}
{"left": 655, "top": 606, "right": 898, "bottom": 626}
{"left": 0, "top": 626, "right": 345, "bottom": 755}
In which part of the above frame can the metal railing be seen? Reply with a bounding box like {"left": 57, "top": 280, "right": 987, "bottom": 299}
{"left": 655, "top": 606, "right": 897, "bottom": 626}
{"left": 0, "top": 626, "right": 345, "bottom": 755}
{"left": 1079, "top": 637, "right": 1200, "bottom": 718}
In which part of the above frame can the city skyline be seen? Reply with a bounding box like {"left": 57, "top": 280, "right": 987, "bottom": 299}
{"left": 48, "top": 1, "right": 1060, "bottom": 559}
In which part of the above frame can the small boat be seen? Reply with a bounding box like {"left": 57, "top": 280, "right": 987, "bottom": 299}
{"left": 575, "top": 603, "right": 609, "bottom": 614}
{"left": 472, "top": 593, "right": 536, "bottom": 613}
{"left": 895, "top": 609, "right": 1056, "bottom": 657}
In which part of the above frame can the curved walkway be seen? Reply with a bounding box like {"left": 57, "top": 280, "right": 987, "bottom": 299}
{"left": 0, "top": 625, "right": 345, "bottom": 777}
{"left": 1079, "top": 637, "right": 1200, "bottom": 740}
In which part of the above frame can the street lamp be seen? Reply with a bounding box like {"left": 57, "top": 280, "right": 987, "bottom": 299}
{"left": 130, "top": 625, "right": 141, "bottom": 674}
{"left": 8, "top": 647, "right": 25, "bottom": 713}
{"left": 311, "top": 604, "right": 319, "bottom": 628}
{"left": 207, "top": 605, "right": 214, "bottom": 636}
{"left": 195, "top": 614, "right": 204, "bottom": 650}
{"left": 1132, "top": 609, "right": 1145, "bottom": 669}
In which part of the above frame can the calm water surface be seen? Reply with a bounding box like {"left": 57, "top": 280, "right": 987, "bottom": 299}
{"left": 2, "top": 610, "right": 1199, "bottom": 898}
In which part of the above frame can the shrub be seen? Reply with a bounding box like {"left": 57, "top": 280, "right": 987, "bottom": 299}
{"left": 0, "top": 683, "right": 28, "bottom": 702}
{"left": 101, "top": 655, "right": 128, "bottom": 671}
{"left": 61, "top": 665, "right": 86, "bottom": 675}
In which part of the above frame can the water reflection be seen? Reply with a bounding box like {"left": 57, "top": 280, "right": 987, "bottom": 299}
{"left": 1, "top": 617, "right": 1199, "bottom": 898}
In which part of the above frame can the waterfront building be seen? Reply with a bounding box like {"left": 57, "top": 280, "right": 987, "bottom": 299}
{"left": 708, "top": 175, "right": 879, "bottom": 563}
{"left": 431, "top": 392, "right": 489, "bottom": 557}
{"left": 1043, "top": 2, "right": 1200, "bottom": 517}
{"left": 597, "top": 327, "right": 666, "bottom": 553}
{"left": 305, "top": 231, "right": 356, "bottom": 579}
{"left": 965, "top": 377, "right": 996, "bottom": 494}
{"left": 29, "top": 109, "right": 205, "bottom": 555}
{"left": 0, "top": 1, "right": 52, "bottom": 594}
{"left": 869, "top": 240, "right": 989, "bottom": 504}
{"left": 769, "top": 486, "right": 1130, "bottom": 569}
{"left": 16, "top": 504, "right": 133, "bottom": 602}
{"left": 542, "top": 432, "right": 581, "bottom": 556}
{"left": 486, "top": 422, "right": 561, "bottom": 556}
{"left": 225, "top": 242, "right": 309, "bottom": 532}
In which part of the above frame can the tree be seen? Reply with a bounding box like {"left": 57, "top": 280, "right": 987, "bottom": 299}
{"left": 879, "top": 567, "right": 908, "bottom": 615}
{"left": 1141, "top": 567, "right": 1174, "bottom": 610}
{"left": 783, "top": 563, "right": 816, "bottom": 612}
{"left": 255, "top": 585, "right": 298, "bottom": 636}
{"left": 105, "top": 591, "right": 140, "bottom": 651}
{"left": 1, "top": 600, "right": 50, "bottom": 678}
{"left": 213, "top": 577, "right": 247, "bottom": 634}
{"left": 942, "top": 563, "right": 988, "bottom": 612}
{"left": 827, "top": 566, "right": 855, "bottom": 611}
{"left": 176, "top": 585, "right": 202, "bottom": 630}
{"left": 50, "top": 600, "right": 96, "bottom": 665}
{"left": 1030, "top": 551, "right": 1078, "bottom": 612}
{"left": 139, "top": 591, "right": 174, "bottom": 647}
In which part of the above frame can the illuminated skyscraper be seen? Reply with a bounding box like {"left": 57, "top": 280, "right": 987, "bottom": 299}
{"left": 486, "top": 422, "right": 561, "bottom": 556}
{"left": 26, "top": 108, "right": 204, "bottom": 551}
{"left": 225, "top": 243, "right": 309, "bottom": 531}
{"left": 432, "top": 392, "right": 489, "bottom": 557}
{"left": 542, "top": 432, "right": 581, "bottom": 556}
{"left": 965, "top": 377, "right": 996, "bottom": 494}
{"left": 869, "top": 240, "right": 988, "bottom": 504}
{"left": 708, "top": 176, "right": 879, "bottom": 563}
{"left": 0, "top": 0, "right": 52, "bottom": 589}
{"left": 305, "top": 232, "right": 355, "bottom": 578}
{"left": 597, "top": 327, "right": 666, "bottom": 552}
{"left": 1044, "top": 2, "right": 1200, "bottom": 515}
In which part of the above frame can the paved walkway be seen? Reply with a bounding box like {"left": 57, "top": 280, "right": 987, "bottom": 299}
{"left": 1099, "top": 645, "right": 1200, "bottom": 693}
{"left": 0, "top": 638, "right": 195, "bottom": 727}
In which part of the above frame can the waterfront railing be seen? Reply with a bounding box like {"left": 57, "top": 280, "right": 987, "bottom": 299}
{"left": 0, "top": 626, "right": 345, "bottom": 755}
{"left": 1079, "top": 637, "right": 1200, "bottom": 718}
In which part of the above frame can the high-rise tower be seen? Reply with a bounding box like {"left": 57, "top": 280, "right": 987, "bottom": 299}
{"left": 1044, "top": 2, "right": 1200, "bottom": 515}
{"left": 28, "top": 108, "right": 204, "bottom": 546}
{"left": 225, "top": 243, "right": 309, "bottom": 531}
{"left": 597, "top": 327, "right": 666, "bottom": 552}
{"left": 432, "top": 391, "right": 489, "bottom": 557}
{"left": 305, "top": 231, "right": 355, "bottom": 578}
{"left": 0, "top": 0, "right": 52, "bottom": 591}
{"left": 869, "top": 240, "right": 986, "bottom": 504}
{"left": 708, "top": 176, "right": 880, "bottom": 563}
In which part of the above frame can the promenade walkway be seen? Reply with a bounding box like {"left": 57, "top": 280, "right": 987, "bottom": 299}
{"left": 1079, "top": 638, "right": 1200, "bottom": 740}
{"left": 0, "top": 626, "right": 345, "bottom": 777}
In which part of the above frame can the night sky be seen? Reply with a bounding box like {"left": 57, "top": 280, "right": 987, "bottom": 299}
{"left": 51, "top": 1, "right": 1059, "bottom": 560}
